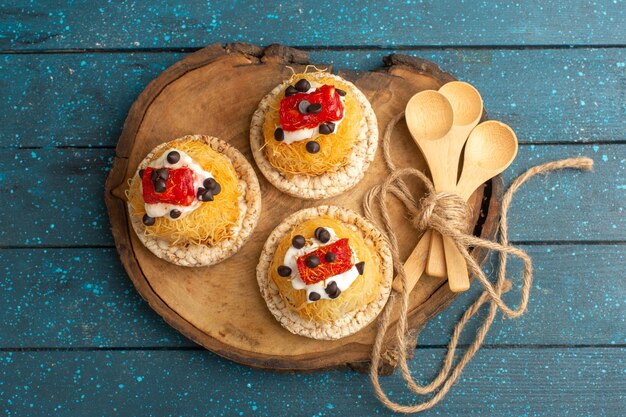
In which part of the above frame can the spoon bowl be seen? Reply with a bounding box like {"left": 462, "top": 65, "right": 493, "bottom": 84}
{"left": 457, "top": 120, "right": 518, "bottom": 200}
{"left": 439, "top": 81, "right": 484, "bottom": 127}
{"left": 405, "top": 90, "right": 455, "bottom": 144}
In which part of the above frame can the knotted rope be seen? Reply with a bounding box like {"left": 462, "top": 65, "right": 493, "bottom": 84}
{"left": 364, "top": 112, "right": 593, "bottom": 413}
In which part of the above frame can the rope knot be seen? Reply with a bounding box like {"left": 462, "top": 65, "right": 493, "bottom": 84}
{"left": 414, "top": 191, "right": 471, "bottom": 235}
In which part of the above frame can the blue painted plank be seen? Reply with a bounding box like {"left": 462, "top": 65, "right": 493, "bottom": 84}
{"left": 0, "top": 144, "right": 622, "bottom": 247}
{"left": 1, "top": 48, "right": 624, "bottom": 148}
{"left": 1, "top": 348, "right": 623, "bottom": 416}
{"left": 0, "top": 245, "right": 622, "bottom": 348}
{"left": 0, "top": 248, "right": 190, "bottom": 348}
{"left": 1, "top": 1, "right": 625, "bottom": 50}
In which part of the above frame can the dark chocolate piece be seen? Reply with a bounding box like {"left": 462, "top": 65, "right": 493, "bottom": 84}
{"left": 203, "top": 178, "right": 217, "bottom": 190}
{"left": 170, "top": 209, "right": 182, "bottom": 219}
{"left": 336, "top": 88, "right": 346, "bottom": 96}
{"left": 355, "top": 261, "right": 365, "bottom": 275}
{"left": 324, "top": 252, "right": 336, "bottom": 263}
{"left": 150, "top": 169, "right": 158, "bottom": 182}
{"left": 307, "top": 103, "right": 322, "bottom": 114}
{"left": 142, "top": 214, "right": 155, "bottom": 226}
{"left": 294, "top": 79, "right": 311, "bottom": 92}
{"left": 308, "top": 291, "right": 321, "bottom": 301}
{"left": 305, "top": 141, "right": 320, "bottom": 154}
{"left": 211, "top": 182, "right": 221, "bottom": 196}
{"left": 292, "top": 235, "right": 306, "bottom": 249}
{"left": 138, "top": 169, "right": 145, "bottom": 178}
{"left": 167, "top": 151, "right": 180, "bottom": 164}
{"left": 277, "top": 265, "right": 292, "bottom": 277}
{"left": 318, "top": 123, "right": 333, "bottom": 135}
{"left": 305, "top": 255, "right": 320, "bottom": 268}
{"left": 297, "top": 100, "right": 311, "bottom": 114}
{"left": 274, "top": 127, "right": 285, "bottom": 141}
{"left": 199, "top": 189, "right": 214, "bottom": 202}
{"left": 154, "top": 178, "right": 167, "bottom": 193}
{"left": 157, "top": 167, "right": 169, "bottom": 180}
{"left": 325, "top": 281, "right": 341, "bottom": 299}
{"left": 314, "top": 227, "right": 331, "bottom": 243}
{"left": 284, "top": 85, "right": 298, "bottom": 96}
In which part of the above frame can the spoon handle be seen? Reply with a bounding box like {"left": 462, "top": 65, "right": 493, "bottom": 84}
{"left": 443, "top": 237, "right": 471, "bottom": 292}
{"left": 425, "top": 232, "right": 447, "bottom": 278}
{"left": 392, "top": 229, "right": 431, "bottom": 293}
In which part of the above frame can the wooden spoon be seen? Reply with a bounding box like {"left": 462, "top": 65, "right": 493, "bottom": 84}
{"left": 443, "top": 120, "right": 519, "bottom": 292}
{"left": 392, "top": 91, "right": 453, "bottom": 293}
{"left": 425, "top": 82, "right": 484, "bottom": 280}
{"left": 396, "top": 120, "right": 518, "bottom": 294}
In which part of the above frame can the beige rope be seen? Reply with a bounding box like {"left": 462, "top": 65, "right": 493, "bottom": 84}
{"left": 365, "top": 114, "right": 594, "bottom": 413}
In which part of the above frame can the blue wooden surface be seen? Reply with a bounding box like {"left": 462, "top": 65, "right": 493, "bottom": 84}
{"left": 1, "top": 1, "right": 624, "bottom": 416}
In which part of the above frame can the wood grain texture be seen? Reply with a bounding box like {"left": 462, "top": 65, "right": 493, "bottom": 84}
{"left": 1, "top": 348, "right": 623, "bottom": 416}
{"left": 1, "top": 1, "right": 624, "bottom": 50}
{"left": 2, "top": 48, "right": 624, "bottom": 148}
{"left": 103, "top": 44, "right": 496, "bottom": 371}
{"left": 2, "top": 144, "right": 622, "bottom": 247}
{"left": 1, "top": 245, "right": 623, "bottom": 349}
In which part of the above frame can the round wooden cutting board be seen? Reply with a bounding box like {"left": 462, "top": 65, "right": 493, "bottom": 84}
{"left": 105, "top": 43, "right": 499, "bottom": 372}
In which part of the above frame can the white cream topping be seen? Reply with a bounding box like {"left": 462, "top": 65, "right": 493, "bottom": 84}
{"left": 281, "top": 227, "right": 361, "bottom": 303}
{"left": 279, "top": 82, "right": 346, "bottom": 144}
{"left": 141, "top": 149, "right": 214, "bottom": 220}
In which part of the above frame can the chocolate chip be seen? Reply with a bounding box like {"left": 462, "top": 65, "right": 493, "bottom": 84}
{"left": 325, "top": 281, "right": 338, "bottom": 294}
{"left": 154, "top": 178, "right": 167, "bottom": 193}
{"left": 170, "top": 209, "right": 182, "bottom": 219}
{"left": 305, "top": 255, "right": 320, "bottom": 268}
{"left": 198, "top": 189, "right": 214, "bottom": 202}
{"left": 292, "top": 235, "right": 306, "bottom": 249}
{"left": 314, "top": 227, "right": 331, "bottom": 243}
{"left": 298, "top": 100, "right": 310, "bottom": 114}
{"left": 336, "top": 88, "right": 346, "bottom": 96}
{"left": 294, "top": 79, "right": 311, "bottom": 92}
{"left": 211, "top": 182, "right": 221, "bottom": 196}
{"left": 307, "top": 103, "right": 322, "bottom": 114}
{"left": 285, "top": 86, "right": 298, "bottom": 97}
{"left": 318, "top": 123, "right": 332, "bottom": 135}
{"left": 308, "top": 291, "right": 321, "bottom": 302}
{"left": 274, "top": 127, "right": 284, "bottom": 141}
{"left": 355, "top": 261, "right": 365, "bottom": 275}
{"left": 203, "top": 178, "right": 217, "bottom": 190}
{"left": 138, "top": 169, "right": 145, "bottom": 178}
{"left": 277, "top": 265, "right": 292, "bottom": 277}
{"left": 167, "top": 151, "right": 180, "bottom": 164}
{"left": 306, "top": 141, "right": 320, "bottom": 154}
{"left": 142, "top": 214, "right": 155, "bottom": 226}
{"left": 325, "top": 281, "right": 341, "bottom": 299}
{"left": 325, "top": 252, "right": 336, "bottom": 263}
{"left": 150, "top": 169, "right": 158, "bottom": 182}
{"left": 157, "top": 167, "right": 169, "bottom": 180}
{"left": 197, "top": 187, "right": 206, "bottom": 198}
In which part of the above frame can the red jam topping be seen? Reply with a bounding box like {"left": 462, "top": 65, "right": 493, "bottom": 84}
{"left": 142, "top": 167, "right": 196, "bottom": 206}
{"left": 297, "top": 238, "right": 353, "bottom": 285}
{"left": 279, "top": 85, "right": 344, "bottom": 131}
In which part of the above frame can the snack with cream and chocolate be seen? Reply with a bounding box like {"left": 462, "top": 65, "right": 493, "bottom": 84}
{"left": 257, "top": 206, "right": 393, "bottom": 340}
{"left": 126, "top": 135, "right": 261, "bottom": 267}
{"left": 250, "top": 71, "right": 378, "bottom": 199}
